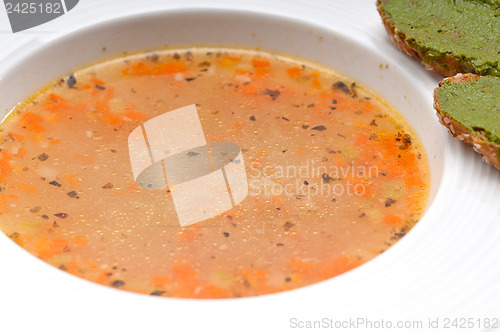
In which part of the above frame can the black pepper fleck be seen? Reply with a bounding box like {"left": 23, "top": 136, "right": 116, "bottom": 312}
{"left": 311, "top": 125, "right": 326, "bottom": 131}
{"left": 265, "top": 88, "right": 280, "bottom": 101}
{"left": 385, "top": 198, "right": 397, "bottom": 207}
{"left": 37, "top": 153, "right": 49, "bottom": 161}
{"left": 111, "top": 280, "right": 125, "bottom": 288}
{"left": 67, "top": 191, "right": 79, "bottom": 199}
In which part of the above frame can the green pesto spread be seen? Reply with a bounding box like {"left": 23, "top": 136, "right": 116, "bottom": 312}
{"left": 378, "top": 0, "right": 500, "bottom": 76}
{"left": 435, "top": 76, "right": 500, "bottom": 146}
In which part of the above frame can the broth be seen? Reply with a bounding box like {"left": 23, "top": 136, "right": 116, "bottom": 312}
{"left": 0, "top": 48, "right": 429, "bottom": 298}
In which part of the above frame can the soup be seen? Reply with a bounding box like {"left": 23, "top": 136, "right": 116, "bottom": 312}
{"left": 0, "top": 48, "right": 429, "bottom": 298}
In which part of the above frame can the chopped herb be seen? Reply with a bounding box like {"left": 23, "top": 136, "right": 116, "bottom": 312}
{"left": 41, "top": 215, "right": 49, "bottom": 220}
{"left": 95, "top": 84, "right": 106, "bottom": 90}
{"left": 185, "top": 77, "right": 196, "bottom": 82}
{"left": 399, "top": 134, "right": 412, "bottom": 150}
{"left": 322, "top": 173, "right": 333, "bottom": 183}
{"left": 370, "top": 119, "right": 377, "bottom": 126}
{"left": 282, "top": 117, "right": 289, "bottom": 121}
{"left": 385, "top": 198, "right": 397, "bottom": 207}
{"left": 67, "top": 191, "right": 79, "bottom": 199}
{"left": 265, "top": 88, "right": 280, "bottom": 101}
{"left": 49, "top": 180, "right": 61, "bottom": 187}
{"left": 302, "top": 124, "right": 309, "bottom": 129}
{"left": 102, "top": 183, "right": 113, "bottom": 189}
{"left": 54, "top": 212, "right": 68, "bottom": 219}
{"left": 332, "top": 81, "right": 350, "bottom": 94}
{"left": 307, "top": 103, "right": 315, "bottom": 108}
{"left": 187, "top": 151, "right": 199, "bottom": 157}
{"left": 226, "top": 215, "right": 233, "bottom": 221}
{"left": 284, "top": 277, "right": 292, "bottom": 282}
{"left": 150, "top": 290, "right": 165, "bottom": 296}
{"left": 303, "top": 180, "right": 309, "bottom": 185}
{"left": 276, "top": 243, "right": 285, "bottom": 247}
{"left": 283, "top": 221, "right": 295, "bottom": 231}
{"left": 8, "top": 232, "right": 20, "bottom": 239}
{"left": 29, "top": 206, "right": 41, "bottom": 213}
{"left": 332, "top": 99, "right": 338, "bottom": 104}
{"left": 37, "top": 153, "right": 49, "bottom": 161}
{"left": 311, "top": 125, "right": 326, "bottom": 131}
{"left": 223, "top": 232, "right": 230, "bottom": 237}
{"left": 249, "top": 115, "right": 256, "bottom": 121}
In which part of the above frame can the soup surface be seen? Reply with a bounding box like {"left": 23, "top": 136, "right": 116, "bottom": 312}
{"left": 0, "top": 48, "right": 429, "bottom": 298}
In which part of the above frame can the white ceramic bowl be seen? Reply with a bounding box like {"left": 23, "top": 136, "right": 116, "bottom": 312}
{"left": 0, "top": 3, "right": 499, "bottom": 332}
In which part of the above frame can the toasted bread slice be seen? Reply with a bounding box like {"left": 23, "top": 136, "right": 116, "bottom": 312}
{"left": 434, "top": 74, "right": 500, "bottom": 171}
{"left": 377, "top": 0, "right": 500, "bottom": 77}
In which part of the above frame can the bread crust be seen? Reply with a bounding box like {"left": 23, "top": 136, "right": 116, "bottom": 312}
{"left": 376, "top": 1, "right": 475, "bottom": 77}
{"left": 433, "top": 73, "right": 500, "bottom": 171}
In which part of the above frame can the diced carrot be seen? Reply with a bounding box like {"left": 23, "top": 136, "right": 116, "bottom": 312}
{"left": 49, "top": 139, "right": 62, "bottom": 145}
{"left": 384, "top": 214, "right": 403, "bottom": 227}
{"left": 151, "top": 275, "right": 171, "bottom": 288}
{"left": 93, "top": 100, "right": 109, "bottom": 113}
{"left": 177, "top": 224, "right": 201, "bottom": 242}
{"left": 73, "top": 154, "right": 96, "bottom": 166}
{"left": 62, "top": 173, "right": 81, "bottom": 187}
{"left": 95, "top": 270, "right": 111, "bottom": 284}
{"left": 286, "top": 66, "right": 301, "bottom": 78}
{"left": 310, "top": 71, "right": 320, "bottom": 78}
{"left": 252, "top": 58, "right": 270, "bottom": 68}
{"left": 363, "top": 100, "right": 374, "bottom": 113}
{"left": 13, "top": 147, "right": 26, "bottom": 158}
{"left": 90, "top": 77, "right": 105, "bottom": 86}
{"left": 124, "top": 110, "right": 148, "bottom": 122}
{"left": 311, "top": 79, "right": 322, "bottom": 89}
{"left": 50, "top": 238, "right": 70, "bottom": 255}
{"left": 254, "top": 67, "right": 269, "bottom": 76}
{"left": 355, "top": 133, "right": 369, "bottom": 147}
{"left": 35, "top": 237, "right": 50, "bottom": 257}
{"left": 295, "top": 146, "right": 304, "bottom": 156}
{"left": 17, "top": 182, "right": 36, "bottom": 194}
{"left": 73, "top": 235, "right": 89, "bottom": 245}
{"left": 172, "top": 264, "right": 198, "bottom": 282}
{"left": 20, "top": 112, "right": 45, "bottom": 133}
{"left": 233, "top": 121, "right": 245, "bottom": 131}
{"left": 196, "top": 284, "right": 230, "bottom": 299}
{"left": 7, "top": 132, "right": 24, "bottom": 142}
{"left": 225, "top": 55, "right": 241, "bottom": 62}
{"left": 42, "top": 93, "right": 68, "bottom": 112}
{"left": 234, "top": 68, "right": 250, "bottom": 75}
{"left": 151, "top": 61, "right": 187, "bottom": 75}
{"left": 122, "top": 62, "right": 151, "bottom": 76}
{"left": 101, "top": 113, "right": 125, "bottom": 126}
{"left": 47, "top": 93, "right": 67, "bottom": 104}
{"left": 218, "top": 56, "right": 241, "bottom": 68}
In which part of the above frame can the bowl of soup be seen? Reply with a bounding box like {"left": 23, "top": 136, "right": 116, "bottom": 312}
{"left": 0, "top": 2, "right": 451, "bottom": 331}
